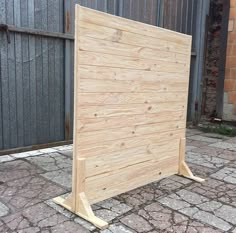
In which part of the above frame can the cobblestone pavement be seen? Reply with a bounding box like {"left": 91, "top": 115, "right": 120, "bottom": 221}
{"left": 0, "top": 129, "right": 236, "bottom": 232}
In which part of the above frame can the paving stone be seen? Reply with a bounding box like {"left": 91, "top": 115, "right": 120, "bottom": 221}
{"left": 74, "top": 217, "right": 96, "bottom": 231}
{"left": 45, "top": 198, "right": 96, "bottom": 231}
{"left": 2, "top": 203, "right": 88, "bottom": 232}
{"left": 97, "top": 198, "right": 121, "bottom": 209}
{"left": 38, "top": 148, "right": 58, "bottom": 153}
{"left": 186, "top": 128, "right": 202, "bottom": 136}
{"left": 211, "top": 167, "right": 236, "bottom": 184}
{"left": 59, "top": 149, "right": 73, "bottom": 158}
{"left": 0, "top": 201, "right": 9, "bottom": 217}
{"left": 215, "top": 205, "right": 236, "bottom": 224}
{"left": 186, "top": 145, "right": 197, "bottom": 152}
{"left": 111, "top": 203, "right": 132, "bottom": 214}
{"left": 191, "top": 145, "right": 236, "bottom": 161}
{"left": 188, "top": 135, "right": 222, "bottom": 143}
{"left": 26, "top": 152, "right": 72, "bottom": 172}
{"left": 186, "top": 152, "right": 229, "bottom": 168}
{"left": 139, "top": 202, "right": 222, "bottom": 233}
{"left": 193, "top": 210, "right": 232, "bottom": 231}
{"left": 11, "top": 150, "right": 43, "bottom": 159}
{"left": 197, "top": 201, "right": 222, "bottom": 212}
{"left": 186, "top": 139, "right": 211, "bottom": 147}
{"left": 202, "top": 133, "right": 230, "bottom": 140}
{"left": 209, "top": 142, "right": 236, "bottom": 150}
{"left": 0, "top": 155, "right": 15, "bottom": 163}
{"left": 0, "top": 160, "right": 43, "bottom": 182}
{"left": 51, "top": 220, "right": 89, "bottom": 233}
{"left": 188, "top": 163, "right": 216, "bottom": 177}
{"left": 95, "top": 209, "right": 119, "bottom": 222}
{"left": 120, "top": 213, "right": 153, "bottom": 232}
{"left": 0, "top": 175, "right": 65, "bottom": 211}
{"left": 187, "top": 178, "right": 236, "bottom": 207}
{"left": 100, "top": 224, "right": 134, "bottom": 233}
{"left": 41, "top": 168, "right": 72, "bottom": 189}
{"left": 158, "top": 190, "right": 234, "bottom": 231}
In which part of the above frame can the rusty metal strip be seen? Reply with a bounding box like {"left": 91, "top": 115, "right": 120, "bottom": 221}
{"left": 7, "top": 24, "right": 74, "bottom": 40}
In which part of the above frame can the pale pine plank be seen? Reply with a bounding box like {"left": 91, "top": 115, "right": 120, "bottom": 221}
{"left": 79, "top": 31, "right": 188, "bottom": 61}
{"left": 78, "top": 111, "right": 185, "bottom": 133}
{"left": 78, "top": 102, "right": 185, "bottom": 118}
{"left": 79, "top": 51, "right": 188, "bottom": 73}
{"left": 79, "top": 78, "right": 188, "bottom": 93}
{"left": 78, "top": 129, "right": 185, "bottom": 155}
{"left": 78, "top": 121, "right": 185, "bottom": 146}
{"left": 86, "top": 156, "right": 179, "bottom": 204}
{"left": 86, "top": 139, "right": 179, "bottom": 177}
{"left": 79, "top": 6, "right": 191, "bottom": 46}
{"left": 79, "top": 65, "right": 188, "bottom": 81}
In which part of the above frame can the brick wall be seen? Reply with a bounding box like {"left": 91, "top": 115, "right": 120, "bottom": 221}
{"left": 223, "top": 0, "right": 236, "bottom": 121}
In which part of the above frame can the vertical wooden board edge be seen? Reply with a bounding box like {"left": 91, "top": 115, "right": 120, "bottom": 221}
{"left": 71, "top": 4, "right": 81, "bottom": 212}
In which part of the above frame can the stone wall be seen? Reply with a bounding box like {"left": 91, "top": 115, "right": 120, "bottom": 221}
{"left": 203, "top": 0, "right": 223, "bottom": 117}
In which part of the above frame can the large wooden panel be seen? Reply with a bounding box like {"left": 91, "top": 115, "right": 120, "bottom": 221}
{"left": 53, "top": 6, "right": 204, "bottom": 229}
{"left": 73, "top": 5, "right": 192, "bottom": 203}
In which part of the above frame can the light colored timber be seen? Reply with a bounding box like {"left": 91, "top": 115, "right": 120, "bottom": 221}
{"left": 78, "top": 92, "right": 187, "bottom": 105}
{"left": 79, "top": 21, "right": 189, "bottom": 54}
{"left": 78, "top": 6, "right": 190, "bottom": 45}
{"left": 78, "top": 121, "right": 186, "bottom": 146}
{"left": 54, "top": 5, "right": 203, "bottom": 229}
{"left": 78, "top": 102, "right": 185, "bottom": 118}
{"left": 79, "top": 65, "right": 188, "bottom": 81}
{"left": 178, "top": 138, "right": 205, "bottom": 182}
{"left": 78, "top": 129, "right": 185, "bottom": 156}
{"left": 77, "top": 112, "right": 185, "bottom": 133}
{"left": 79, "top": 51, "right": 188, "bottom": 73}
{"left": 79, "top": 78, "right": 188, "bottom": 93}
{"left": 87, "top": 156, "right": 179, "bottom": 204}
{"left": 79, "top": 32, "right": 188, "bottom": 61}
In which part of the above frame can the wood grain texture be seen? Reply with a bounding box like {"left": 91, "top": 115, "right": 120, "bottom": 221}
{"left": 73, "top": 5, "right": 192, "bottom": 206}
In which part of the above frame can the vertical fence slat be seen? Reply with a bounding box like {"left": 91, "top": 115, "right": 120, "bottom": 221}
{"left": 0, "top": 32, "right": 10, "bottom": 149}
{"left": 21, "top": 0, "right": 31, "bottom": 145}
{"left": 28, "top": 0, "right": 37, "bottom": 144}
{"left": 41, "top": 0, "right": 50, "bottom": 143}
{"left": 14, "top": 0, "right": 24, "bottom": 147}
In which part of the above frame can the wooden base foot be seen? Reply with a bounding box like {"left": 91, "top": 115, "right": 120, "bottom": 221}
{"left": 178, "top": 161, "right": 205, "bottom": 182}
{"left": 53, "top": 192, "right": 108, "bottom": 230}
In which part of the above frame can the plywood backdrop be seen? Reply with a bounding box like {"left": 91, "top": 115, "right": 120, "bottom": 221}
{"left": 54, "top": 5, "right": 203, "bottom": 229}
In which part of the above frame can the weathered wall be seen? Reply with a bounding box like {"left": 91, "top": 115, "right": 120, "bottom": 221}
{"left": 203, "top": 0, "right": 223, "bottom": 117}
{"left": 223, "top": 0, "right": 236, "bottom": 121}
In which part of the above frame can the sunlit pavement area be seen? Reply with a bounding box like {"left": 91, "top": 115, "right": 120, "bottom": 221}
{"left": 0, "top": 128, "right": 236, "bottom": 233}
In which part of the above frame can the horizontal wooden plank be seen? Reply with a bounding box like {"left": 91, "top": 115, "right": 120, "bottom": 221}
{"left": 78, "top": 111, "right": 185, "bottom": 133}
{"left": 79, "top": 51, "right": 188, "bottom": 73}
{"left": 79, "top": 6, "right": 191, "bottom": 46}
{"left": 79, "top": 78, "right": 188, "bottom": 93}
{"left": 79, "top": 65, "right": 188, "bottom": 81}
{"left": 79, "top": 22, "right": 189, "bottom": 55}
{"left": 79, "top": 33, "right": 188, "bottom": 63}
{"left": 77, "top": 121, "right": 185, "bottom": 146}
{"left": 78, "top": 129, "right": 185, "bottom": 157}
{"left": 86, "top": 139, "right": 179, "bottom": 177}
{"left": 78, "top": 92, "right": 187, "bottom": 105}
{"left": 78, "top": 102, "right": 185, "bottom": 118}
{"left": 86, "top": 155, "right": 179, "bottom": 203}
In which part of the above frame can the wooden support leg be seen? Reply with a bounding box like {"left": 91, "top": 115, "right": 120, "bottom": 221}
{"left": 53, "top": 158, "right": 108, "bottom": 230}
{"left": 53, "top": 192, "right": 108, "bottom": 229}
{"left": 178, "top": 138, "right": 205, "bottom": 182}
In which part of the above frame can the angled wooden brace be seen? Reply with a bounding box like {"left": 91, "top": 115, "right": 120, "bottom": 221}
{"left": 178, "top": 138, "right": 205, "bottom": 182}
{"left": 53, "top": 158, "right": 108, "bottom": 230}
